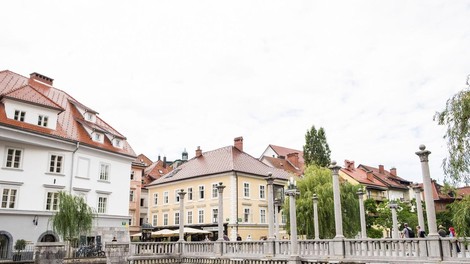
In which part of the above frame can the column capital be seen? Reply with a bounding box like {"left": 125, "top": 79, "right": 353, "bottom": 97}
{"left": 412, "top": 184, "right": 423, "bottom": 193}
{"left": 312, "top": 193, "right": 318, "bottom": 202}
{"left": 329, "top": 161, "right": 341, "bottom": 174}
{"left": 415, "top": 144, "right": 431, "bottom": 162}
{"left": 266, "top": 173, "right": 274, "bottom": 185}
{"left": 178, "top": 189, "right": 187, "bottom": 198}
{"left": 389, "top": 203, "right": 398, "bottom": 209}
{"left": 216, "top": 182, "right": 226, "bottom": 193}
{"left": 356, "top": 189, "right": 364, "bottom": 198}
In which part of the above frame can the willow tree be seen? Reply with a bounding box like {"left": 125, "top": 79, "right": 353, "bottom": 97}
{"left": 51, "top": 192, "right": 95, "bottom": 243}
{"left": 435, "top": 75, "right": 470, "bottom": 184}
{"left": 286, "top": 165, "right": 361, "bottom": 239}
{"left": 449, "top": 195, "right": 470, "bottom": 238}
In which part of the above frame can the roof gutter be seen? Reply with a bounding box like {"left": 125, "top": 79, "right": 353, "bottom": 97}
{"left": 68, "top": 142, "right": 80, "bottom": 193}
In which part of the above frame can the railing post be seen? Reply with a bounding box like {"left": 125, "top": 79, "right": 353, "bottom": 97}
{"left": 285, "top": 177, "right": 301, "bottom": 264}
{"left": 266, "top": 174, "right": 275, "bottom": 257}
{"left": 216, "top": 182, "right": 226, "bottom": 256}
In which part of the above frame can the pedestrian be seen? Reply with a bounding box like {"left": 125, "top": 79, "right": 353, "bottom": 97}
{"left": 223, "top": 234, "right": 230, "bottom": 241}
{"left": 416, "top": 226, "right": 425, "bottom": 238}
{"left": 449, "top": 227, "right": 460, "bottom": 253}
{"left": 236, "top": 234, "right": 242, "bottom": 241}
{"left": 438, "top": 225, "right": 447, "bottom": 237}
{"left": 402, "top": 223, "right": 414, "bottom": 238}
{"left": 112, "top": 237, "right": 117, "bottom": 242}
{"left": 246, "top": 234, "right": 252, "bottom": 241}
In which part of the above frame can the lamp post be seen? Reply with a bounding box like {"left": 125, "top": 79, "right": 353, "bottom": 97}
{"left": 285, "top": 177, "right": 300, "bottom": 256}
{"left": 216, "top": 182, "right": 226, "bottom": 241}
{"left": 357, "top": 189, "right": 367, "bottom": 239}
{"left": 312, "top": 194, "right": 319, "bottom": 240}
{"left": 178, "top": 189, "right": 187, "bottom": 242}
{"left": 389, "top": 202, "right": 399, "bottom": 239}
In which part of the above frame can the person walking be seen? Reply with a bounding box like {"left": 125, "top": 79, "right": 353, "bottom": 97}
{"left": 416, "top": 226, "right": 425, "bottom": 238}
{"left": 402, "top": 223, "right": 414, "bottom": 238}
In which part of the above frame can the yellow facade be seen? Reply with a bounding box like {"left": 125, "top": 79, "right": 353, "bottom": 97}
{"left": 147, "top": 171, "right": 286, "bottom": 241}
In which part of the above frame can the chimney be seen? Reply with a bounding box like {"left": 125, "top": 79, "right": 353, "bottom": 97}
{"left": 182, "top": 149, "right": 188, "bottom": 161}
{"left": 344, "top": 160, "right": 355, "bottom": 171}
{"left": 163, "top": 156, "right": 167, "bottom": 168}
{"left": 29, "top": 72, "right": 54, "bottom": 87}
{"left": 366, "top": 171, "right": 374, "bottom": 182}
{"left": 390, "top": 167, "right": 397, "bottom": 176}
{"left": 287, "top": 153, "right": 300, "bottom": 168}
{"left": 195, "top": 146, "right": 202, "bottom": 157}
{"left": 378, "top": 165, "right": 384, "bottom": 174}
{"left": 234, "top": 137, "right": 243, "bottom": 152}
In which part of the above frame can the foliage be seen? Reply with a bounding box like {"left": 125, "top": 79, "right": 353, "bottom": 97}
{"left": 436, "top": 210, "right": 453, "bottom": 229}
{"left": 14, "top": 239, "right": 26, "bottom": 251}
{"left": 285, "top": 165, "right": 361, "bottom": 239}
{"left": 51, "top": 192, "right": 95, "bottom": 242}
{"left": 434, "top": 76, "right": 470, "bottom": 184}
{"left": 448, "top": 195, "right": 470, "bottom": 237}
{"left": 367, "top": 227, "right": 384, "bottom": 238}
{"left": 367, "top": 199, "right": 418, "bottom": 237}
{"left": 303, "top": 125, "right": 331, "bottom": 168}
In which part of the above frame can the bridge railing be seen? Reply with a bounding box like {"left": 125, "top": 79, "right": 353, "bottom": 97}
{"left": 130, "top": 242, "right": 178, "bottom": 255}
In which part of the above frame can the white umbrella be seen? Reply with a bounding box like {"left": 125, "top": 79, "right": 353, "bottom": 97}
{"left": 130, "top": 233, "right": 142, "bottom": 237}
{"left": 183, "top": 227, "right": 210, "bottom": 234}
{"left": 152, "top": 229, "right": 179, "bottom": 237}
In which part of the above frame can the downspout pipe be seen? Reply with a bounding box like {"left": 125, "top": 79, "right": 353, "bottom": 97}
{"left": 69, "top": 142, "right": 80, "bottom": 193}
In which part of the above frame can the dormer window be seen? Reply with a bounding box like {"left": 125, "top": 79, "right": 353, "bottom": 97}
{"left": 113, "top": 138, "right": 122, "bottom": 148}
{"left": 85, "top": 112, "right": 93, "bottom": 122}
{"left": 38, "top": 115, "right": 49, "bottom": 127}
{"left": 93, "top": 133, "right": 101, "bottom": 141}
{"left": 14, "top": 110, "right": 25, "bottom": 122}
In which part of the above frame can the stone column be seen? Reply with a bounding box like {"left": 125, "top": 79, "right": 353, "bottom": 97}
{"left": 285, "top": 177, "right": 300, "bottom": 256}
{"left": 178, "top": 189, "right": 187, "bottom": 242}
{"left": 274, "top": 199, "right": 281, "bottom": 239}
{"left": 312, "top": 194, "right": 319, "bottom": 240}
{"left": 357, "top": 189, "right": 367, "bottom": 239}
{"left": 413, "top": 184, "right": 425, "bottom": 233}
{"left": 389, "top": 202, "right": 399, "bottom": 239}
{"left": 415, "top": 145, "right": 438, "bottom": 236}
{"left": 105, "top": 242, "right": 129, "bottom": 264}
{"left": 329, "top": 161, "right": 344, "bottom": 238}
{"left": 267, "top": 174, "right": 275, "bottom": 240}
{"left": 415, "top": 145, "right": 441, "bottom": 260}
{"left": 216, "top": 182, "right": 226, "bottom": 241}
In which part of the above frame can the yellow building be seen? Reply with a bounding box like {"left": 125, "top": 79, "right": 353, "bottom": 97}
{"left": 146, "top": 137, "right": 291, "bottom": 241}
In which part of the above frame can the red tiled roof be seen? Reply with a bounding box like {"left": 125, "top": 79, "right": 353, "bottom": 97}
{"left": 457, "top": 186, "right": 470, "bottom": 197}
{"left": 340, "top": 167, "right": 388, "bottom": 189}
{"left": 0, "top": 70, "right": 135, "bottom": 157}
{"left": 269, "top": 144, "right": 305, "bottom": 164}
{"left": 136, "top": 154, "right": 153, "bottom": 166}
{"left": 359, "top": 164, "right": 411, "bottom": 190}
{"left": 145, "top": 160, "right": 173, "bottom": 179}
{"left": 148, "top": 146, "right": 291, "bottom": 186}
{"left": 261, "top": 156, "right": 302, "bottom": 176}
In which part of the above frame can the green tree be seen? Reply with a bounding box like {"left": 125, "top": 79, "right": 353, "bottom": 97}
{"left": 449, "top": 195, "right": 470, "bottom": 237}
{"left": 285, "top": 165, "right": 360, "bottom": 239}
{"left": 303, "top": 125, "right": 331, "bottom": 167}
{"left": 435, "top": 76, "right": 470, "bottom": 184}
{"left": 51, "top": 192, "right": 95, "bottom": 243}
{"left": 372, "top": 199, "right": 418, "bottom": 237}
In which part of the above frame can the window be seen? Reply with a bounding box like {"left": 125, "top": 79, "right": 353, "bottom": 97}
{"left": 140, "top": 198, "right": 144, "bottom": 207}
{"left": 99, "top": 163, "right": 109, "bottom": 181}
{"left": 199, "top": 185, "right": 205, "bottom": 199}
{"left": 38, "top": 115, "right": 48, "bottom": 127}
{"left": 212, "top": 183, "right": 218, "bottom": 198}
{"left": 14, "top": 110, "right": 25, "bottom": 122}
{"left": 187, "top": 188, "right": 193, "bottom": 201}
{"left": 1, "top": 188, "right": 17, "bottom": 209}
{"left": 243, "top": 208, "right": 251, "bottom": 223}
{"left": 212, "top": 208, "right": 218, "bottom": 223}
{"left": 5, "top": 148, "right": 22, "bottom": 169}
{"left": 129, "top": 190, "right": 134, "bottom": 202}
{"left": 281, "top": 211, "right": 287, "bottom": 224}
{"left": 175, "top": 212, "right": 180, "bottom": 225}
{"left": 259, "top": 185, "right": 266, "bottom": 199}
{"left": 45, "top": 192, "right": 59, "bottom": 211}
{"left": 130, "top": 171, "right": 134, "bottom": 180}
{"left": 260, "top": 209, "right": 266, "bottom": 224}
{"left": 187, "top": 211, "right": 193, "bottom": 224}
{"left": 97, "top": 196, "right": 107, "bottom": 214}
{"left": 93, "top": 133, "right": 101, "bottom": 141}
{"left": 244, "top": 183, "right": 250, "bottom": 197}
{"left": 198, "top": 209, "right": 204, "bottom": 224}
{"left": 152, "top": 214, "right": 158, "bottom": 226}
{"left": 175, "top": 190, "right": 180, "bottom": 203}
{"left": 163, "top": 213, "right": 169, "bottom": 226}
{"left": 153, "top": 193, "right": 158, "bottom": 206}
{"left": 85, "top": 112, "right": 93, "bottom": 121}
{"left": 163, "top": 191, "right": 169, "bottom": 204}
{"left": 49, "top": 154, "right": 63, "bottom": 173}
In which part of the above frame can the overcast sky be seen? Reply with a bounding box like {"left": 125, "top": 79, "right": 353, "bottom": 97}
{"left": 2, "top": 1, "right": 470, "bottom": 184}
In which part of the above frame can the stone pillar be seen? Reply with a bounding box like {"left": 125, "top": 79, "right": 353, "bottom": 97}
{"left": 357, "top": 189, "right": 367, "bottom": 239}
{"left": 312, "top": 194, "right": 319, "bottom": 240}
{"left": 285, "top": 177, "right": 300, "bottom": 256}
{"left": 415, "top": 144, "right": 441, "bottom": 260}
{"left": 178, "top": 189, "right": 187, "bottom": 242}
{"left": 274, "top": 199, "right": 281, "bottom": 239}
{"left": 105, "top": 242, "right": 129, "bottom": 264}
{"left": 389, "top": 202, "right": 399, "bottom": 239}
{"left": 34, "top": 242, "right": 65, "bottom": 264}
{"left": 216, "top": 182, "right": 226, "bottom": 241}
{"left": 266, "top": 174, "right": 275, "bottom": 240}
{"left": 329, "top": 161, "right": 344, "bottom": 238}
{"left": 413, "top": 184, "right": 425, "bottom": 233}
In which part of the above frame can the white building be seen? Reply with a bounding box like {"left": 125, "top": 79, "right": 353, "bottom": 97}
{"left": 0, "top": 70, "right": 135, "bottom": 258}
